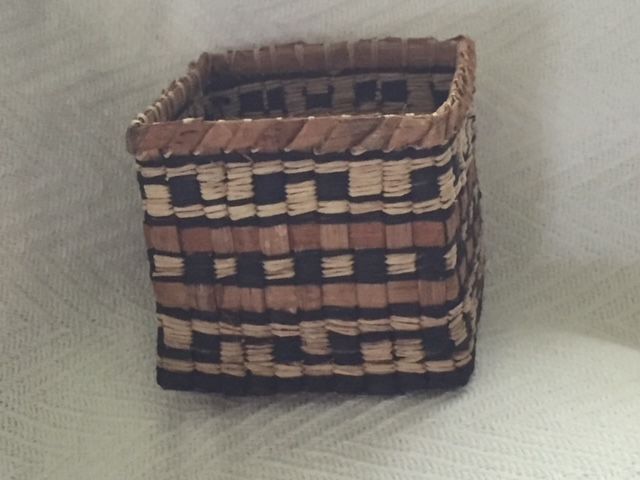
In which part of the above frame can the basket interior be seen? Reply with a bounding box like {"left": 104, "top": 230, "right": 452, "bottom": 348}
{"left": 180, "top": 68, "right": 455, "bottom": 121}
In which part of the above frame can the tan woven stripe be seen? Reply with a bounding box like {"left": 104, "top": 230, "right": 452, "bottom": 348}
{"left": 159, "top": 315, "right": 192, "bottom": 350}
{"left": 386, "top": 253, "right": 417, "bottom": 275}
{"left": 271, "top": 323, "right": 299, "bottom": 337}
{"left": 425, "top": 359, "right": 456, "bottom": 373}
{"left": 363, "top": 362, "right": 395, "bottom": 375}
{"left": 241, "top": 324, "right": 271, "bottom": 338}
{"left": 213, "top": 257, "right": 237, "bottom": 278}
{"left": 197, "top": 162, "right": 227, "bottom": 202}
{"left": 361, "top": 341, "right": 394, "bottom": 362}
{"left": 448, "top": 314, "right": 468, "bottom": 346}
{"left": 191, "top": 319, "right": 220, "bottom": 336}
{"left": 321, "top": 254, "right": 354, "bottom": 278}
{"left": 348, "top": 159, "right": 383, "bottom": 197}
{"left": 286, "top": 180, "right": 317, "bottom": 216}
{"left": 152, "top": 255, "right": 184, "bottom": 277}
{"left": 158, "top": 358, "right": 193, "bottom": 373}
{"left": 143, "top": 184, "right": 172, "bottom": 217}
{"left": 382, "top": 159, "right": 412, "bottom": 198}
{"left": 305, "top": 364, "right": 333, "bottom": 376}
{"left": 195, "top": 362, "right": 221, "bottom": 375}
{"left": 275, "top": 363, "right": 304, "bottom": 378}
{"left": 390, "top": 315, "right": 422, "bottom": 331}
{"left": 263, "top": 258, "right": 295, "bottom": 280}
{"left": 333, "top": 365, "right": 364, "bottom": 377}
{"left": 300, "top": 320, "right": 330, "bottom": 355}
{"left": 358, "top": 318, "right": 392, "bottom": 333}
{"left": 326, "top": 319, "right": 359, "bottom": 336}
{"left": 317, "top": 199, "right": 349, "bottom": 215}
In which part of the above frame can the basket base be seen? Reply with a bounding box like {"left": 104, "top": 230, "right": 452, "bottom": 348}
{"left": 156, "top": 357, "right": 476, "bottom": 396}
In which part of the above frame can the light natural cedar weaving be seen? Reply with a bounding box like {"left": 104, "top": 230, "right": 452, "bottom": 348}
{"left": 126, "top": 36, "right": 483, "bottom": 395}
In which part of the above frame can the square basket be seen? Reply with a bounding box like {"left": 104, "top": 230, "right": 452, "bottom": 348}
{"left": 126, "top": 36, "right": 483, "bottom": 395}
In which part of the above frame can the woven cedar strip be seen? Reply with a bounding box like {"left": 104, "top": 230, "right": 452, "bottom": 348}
{"left": 284, "top": 158, "right": 332, "bottom": 391}
{"left": 138, "top": 152, "right": 196, "bottom": 385}
{"left": 220, "top": 158, "right": 259, "bottom": 394}
{"left": 347, "top": 157, "right": 395, "bottom": 393}
{"left": 316, "top": 156, "right": 363, "bottom": 392}
{"left": 254, "top": 158, "right": 303, "bottom": 392}
{"left": 126, "top": 37, "right": 476, "bottom": 157}
{"left": 191, "top": 159, "right": 234, "bottom": 391}
{"left": 166, "top": 159, "right": 221, "bottom": 389}
{"left": 381, "top": 153, "right": 428, "bottom": 390}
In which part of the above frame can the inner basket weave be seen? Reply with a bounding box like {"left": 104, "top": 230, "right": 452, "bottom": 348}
{"left": 126, "top": 36, "right": 483, "bottom": 395}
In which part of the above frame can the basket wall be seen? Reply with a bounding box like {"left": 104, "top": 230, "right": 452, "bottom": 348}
{"left": 129, "top": 37, "right": 483, "bottom": 395}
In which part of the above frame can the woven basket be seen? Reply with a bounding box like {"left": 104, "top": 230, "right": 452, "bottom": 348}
{"left": 126, "top": 36, "right": 483, "bottom": 395}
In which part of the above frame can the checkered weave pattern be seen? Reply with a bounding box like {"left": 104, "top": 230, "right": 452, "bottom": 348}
{"left": 127, "top": 36, "right": 483, "bottom": 394}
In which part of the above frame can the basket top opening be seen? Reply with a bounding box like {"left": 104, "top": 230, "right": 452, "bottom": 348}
{"left": 126, "top": 37, "right": 476, "bottom": 156}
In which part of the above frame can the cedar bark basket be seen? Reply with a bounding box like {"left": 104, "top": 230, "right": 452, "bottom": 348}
{"left": 126, "top": 36, "right": 483, "bottom": 395}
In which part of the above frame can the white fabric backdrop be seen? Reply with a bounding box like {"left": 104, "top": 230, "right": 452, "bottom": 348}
{"left": 2, "top": 1, "right": 640, "bottom": 478}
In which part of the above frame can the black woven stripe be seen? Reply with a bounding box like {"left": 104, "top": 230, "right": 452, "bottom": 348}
{"left": 256, "top": 214, "right": 288, "bottom": 228}
{"left": 388, "top": 303, "right": 421, "bottom": 317}
{"left": 348, "top": 194, "right": 384, "bottom": 204}
{"left": 285, "top": 170, "right": 314, "bottom": 184}
{"left": 331, "top": 351, "right": 363, "bottom": 365}
{"left": 381, "top": 79, "right": 408, "bottom": 103}
{"left": 191, "top": 331, "right": 220, "bottom": 354}
{"left": 227, "top": 198, "right": 254, "bottom": 208}
{"left": 360, "top": 331, "right": 394, "bottom": 343}
{"left": 168, "top": 175, "right": 202, "bottom": 207}
{"left": 144, "top": 213, "right": 177, "bottom": 227}
{"left": 318, "top": 213, "right": 350, "bottom": 224}
{"left": 137, "top": 172, "right": 166, "bottom": 186}
{"left": 156, "top": 303, "right": 191, "bottom": 319}
{"left": 316, "top": 171, "right": 348, "bottom": 201}
{"left": 254, "top": 171, "right": 287, "bottom": 205}
{"left": 236, "top": 253, "right": 264, "bottom": 288}
{"left": 274, "top": 336, "right": 304, "bottom": 362}
{"left": 358, "top": 307, "right": 391, "bottom": 319}
{"left": 175, "top": 216, "right": 210, "bottom": 228}
{"left": 354, "top": 249, "right": 386, "bottom": 283}
{"left": 270, "top": 311, "right": 298, "bottom": 325}
{"left": 184, "top": 253, "right": 215, "bottom": 284}
{"left": 240, "top": 311, "right": 268, "bottom": 325}
{"left": 410, "top": 167, "right": 442, "bottom": 202}
{"left": 422, "top": 326, "right": 454, "bottom": 360}
{"left": 152, "top": 276, "right": 186, "bottom": 284}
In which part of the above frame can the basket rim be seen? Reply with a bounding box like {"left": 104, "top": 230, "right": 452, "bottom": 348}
{"left": 126, "top": 36, "right": 476, "bottom": 157}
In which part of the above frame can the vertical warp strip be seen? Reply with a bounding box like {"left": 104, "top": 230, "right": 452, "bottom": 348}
{"left": 139, "top": 153, "right": 194, "bottom": 388}
{"left": 166, "top": 158, "right": 216, "bottom": 390}
{"left": 285, "top": 157, "right": 331, "bottom": 390}
{"left": 255, "top": 158, "right": 302, "bottom": 392}
{"left": 456, "top": 119, "right": 483, "bottom": 378}
{"left": 154, "top": 157, "right": 199, "bottom": 386}
{"left": 348, "top": 158, "right": 395, "bottom": 393}
{"left": 316, "top": 156, "right": 363, "bottom": 392}
{"left": 331, "top": 74, "right": 355, "bottom": 115}
{"left": 405, "top": 72, "right": 436, "bottom": 114}
{"left": 224, "top": 155, "right": 260, "bottom": 393}
{"left": 382, "top": 153, "right": 427, "bottom": 390}
{"left": 195, "top": 158, "right": 232, "bottom": 390}
{"left": 379, "top": 73, "right": 408, "bottom": 114}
